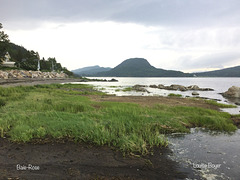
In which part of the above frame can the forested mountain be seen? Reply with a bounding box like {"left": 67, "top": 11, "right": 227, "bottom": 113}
{"left": 193, "top": 66, "right": 240, "bottom": 77}
{"left": 95, "top": 58, "right": 192, "bottom": 77}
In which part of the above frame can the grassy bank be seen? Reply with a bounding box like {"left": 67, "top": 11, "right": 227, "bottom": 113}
{"left": 0, "top": 84, "right": 237, "bottom": 155}
{"left": 204, "top": 99, "right": 237, "bottom": 108}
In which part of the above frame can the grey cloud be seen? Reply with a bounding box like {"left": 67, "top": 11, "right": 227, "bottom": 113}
{"left": 177, "top": 52, "right": 240, "bottom": 70}
{"left": 1, "top": 0, "right": 240, "bottom": 29}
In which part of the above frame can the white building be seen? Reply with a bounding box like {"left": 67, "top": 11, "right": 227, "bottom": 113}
{"left": 1, "top": 52, "right": 15, "bottom": 67}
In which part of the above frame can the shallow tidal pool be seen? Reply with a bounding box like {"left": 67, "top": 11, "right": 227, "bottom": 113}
{"left": 167, "top": 128, "right": 240, "bottom": 180}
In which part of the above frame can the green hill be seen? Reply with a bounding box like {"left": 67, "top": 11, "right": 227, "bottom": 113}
{"left": 95, "top": 58, "right": 191, "bottom": 77}
{"left": 194, "top": 66, "right": 240, "bottom": 77}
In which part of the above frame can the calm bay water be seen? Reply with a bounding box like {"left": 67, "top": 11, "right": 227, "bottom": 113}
{"left": 168, "top": 128, "right": 240, "bottom": 180}
{"left": 81, "top": 77, "right": 240, "bottom": 114}
{"left": 77, "top": 77, "right": 240, "bottom": 180}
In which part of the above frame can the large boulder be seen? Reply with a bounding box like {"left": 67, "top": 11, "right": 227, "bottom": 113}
{"left": 187, "top": 85, "right": 200, "bottom": 90}
{"left": 200, "top": 88, "right": 214, "bottom": 91}
{"left": 187, "top": 85, "right": 214, "bottom": 91}
{"left": 223, "top": 86, "right": 240, "bottom": 98}
{"left": 158, "top": 84, "right": 165, "bottom": 89}
{"left": 170, "top": 84, "right": 187, "bottom": 91}
{"left": 150, "top": 85, "right": 158, "bottom": 88}
{"left": 133, "top": 84, "right": 147, "bottom": 88}
{"left": 132, "top": 85, "right": 150, "bottom": 93}
{"left": 192, "top": 91, "right": 199, "bottom": 96}
{"left": 108, "top": 78, "right": 118, "bottom": 82}
{"left": 0, "top": 71, "right": 9, "bottom": 79}
{"left": 8, "top": 71, "right": 17, "bottom": 78}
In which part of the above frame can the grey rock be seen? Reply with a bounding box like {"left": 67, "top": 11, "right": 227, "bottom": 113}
{"left": 133, "top": 84, "right": 147, "bottom": 88}
{"left": 192, "top": 92, "right": 199, "bottom": 96}
{"left": 158, "top": 84, "right": 165, "bottom": 89}
{"left": 150, "top": 85, "right": 158, "bottom": 88}
{"left": 108, "top": 78, "right": 118, "bottom": 82}
{"left": 188, "top": 85, "right": 200, "bottom": 90}
{"left": 222, "top": 86, "right": 240, "bottom": 98}
{"left": 133, "top": 85, "right": 150, "bottom": 93}
{"left": 200, "top": 88, "right": 214, "bottom": 91}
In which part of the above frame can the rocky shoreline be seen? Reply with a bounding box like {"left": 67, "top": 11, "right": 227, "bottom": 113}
{"left": 0, "top": 70, "right": 118, "bottom": 87}
{"left": 0, "top": 70, "right": 68, "bottom": 79}
{"left": 149, "top": 84, "right": 214, "bottom": 91}
{"left": 131, "top": 84, "right": 214, "bottom": 94}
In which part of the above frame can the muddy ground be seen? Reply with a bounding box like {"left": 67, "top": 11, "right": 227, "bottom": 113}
{"left": 0, "top": 138, "right": 197, "bottom": 180}
{"left": 90, "top": 95, "right": 220, "bottom": 110}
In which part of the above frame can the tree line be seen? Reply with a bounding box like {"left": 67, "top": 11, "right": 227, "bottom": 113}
{"left": 0, "top": 23, "right": 73, "bottom": 76}
{"left": 0, "top": 23, "right": 9, "bottom": 62}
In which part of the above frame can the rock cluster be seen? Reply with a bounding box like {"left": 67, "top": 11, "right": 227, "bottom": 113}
{"left": 133, "top": 85, "right": 150, "bottom": 93}
{"left": 222, "top": 86, "right": 240, "bottom": 98}
{"left": 0, "top": 70, "right": 68, "bottom": 79}
{"left": 149, "top": 84, "right": 214, "bottom": 92}
{"left": 108, "top": 78, "right": 118, "bottom": 82}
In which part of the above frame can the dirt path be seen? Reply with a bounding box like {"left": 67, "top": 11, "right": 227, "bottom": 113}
{"left": 0, "top": 138, "right": 195, "bottom": 180}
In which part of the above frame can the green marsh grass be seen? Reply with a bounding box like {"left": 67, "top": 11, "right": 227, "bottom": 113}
{"left": 168, "top": 93, "right": 182, "bottom": 97}
{"left": 0, "top": 84, "right": 237, "bottom": 155}
{"left": 115, "top": 87, "right": 134, "bottom": 92}
{"left": 205, "top": 100, "right": 237, "bottom": 108}
{"left": 122, "top": 87, "right": 133, "bottom": 92}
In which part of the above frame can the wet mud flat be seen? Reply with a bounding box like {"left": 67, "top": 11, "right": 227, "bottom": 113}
{"left": 0, "top": 138, "right": 198, "bottom": 180}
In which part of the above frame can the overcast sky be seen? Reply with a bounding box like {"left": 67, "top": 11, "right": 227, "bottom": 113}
{"left": 1, "top": 0, "right": 240, "bottom": 72}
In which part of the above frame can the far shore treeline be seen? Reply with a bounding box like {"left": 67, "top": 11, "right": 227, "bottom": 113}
{"left": 0, "top": 23, "right": 73, "bottom": 76}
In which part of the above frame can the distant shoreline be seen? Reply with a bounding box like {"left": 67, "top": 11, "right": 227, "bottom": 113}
{"left": 0, "top": 78, "right": 83, "bottom": 87}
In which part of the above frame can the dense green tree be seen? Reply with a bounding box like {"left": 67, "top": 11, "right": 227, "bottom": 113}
{"left": 0, "top": 23, "right": 10, "bottom": 62}
{"left": 7, "top": 43, "right": 29, "bottom": 62}
{"left": 0, "top": 27, "right": 73, "bottom": 75}
{"left": 62, "top": 67, "right": 74, "bottom": 76}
